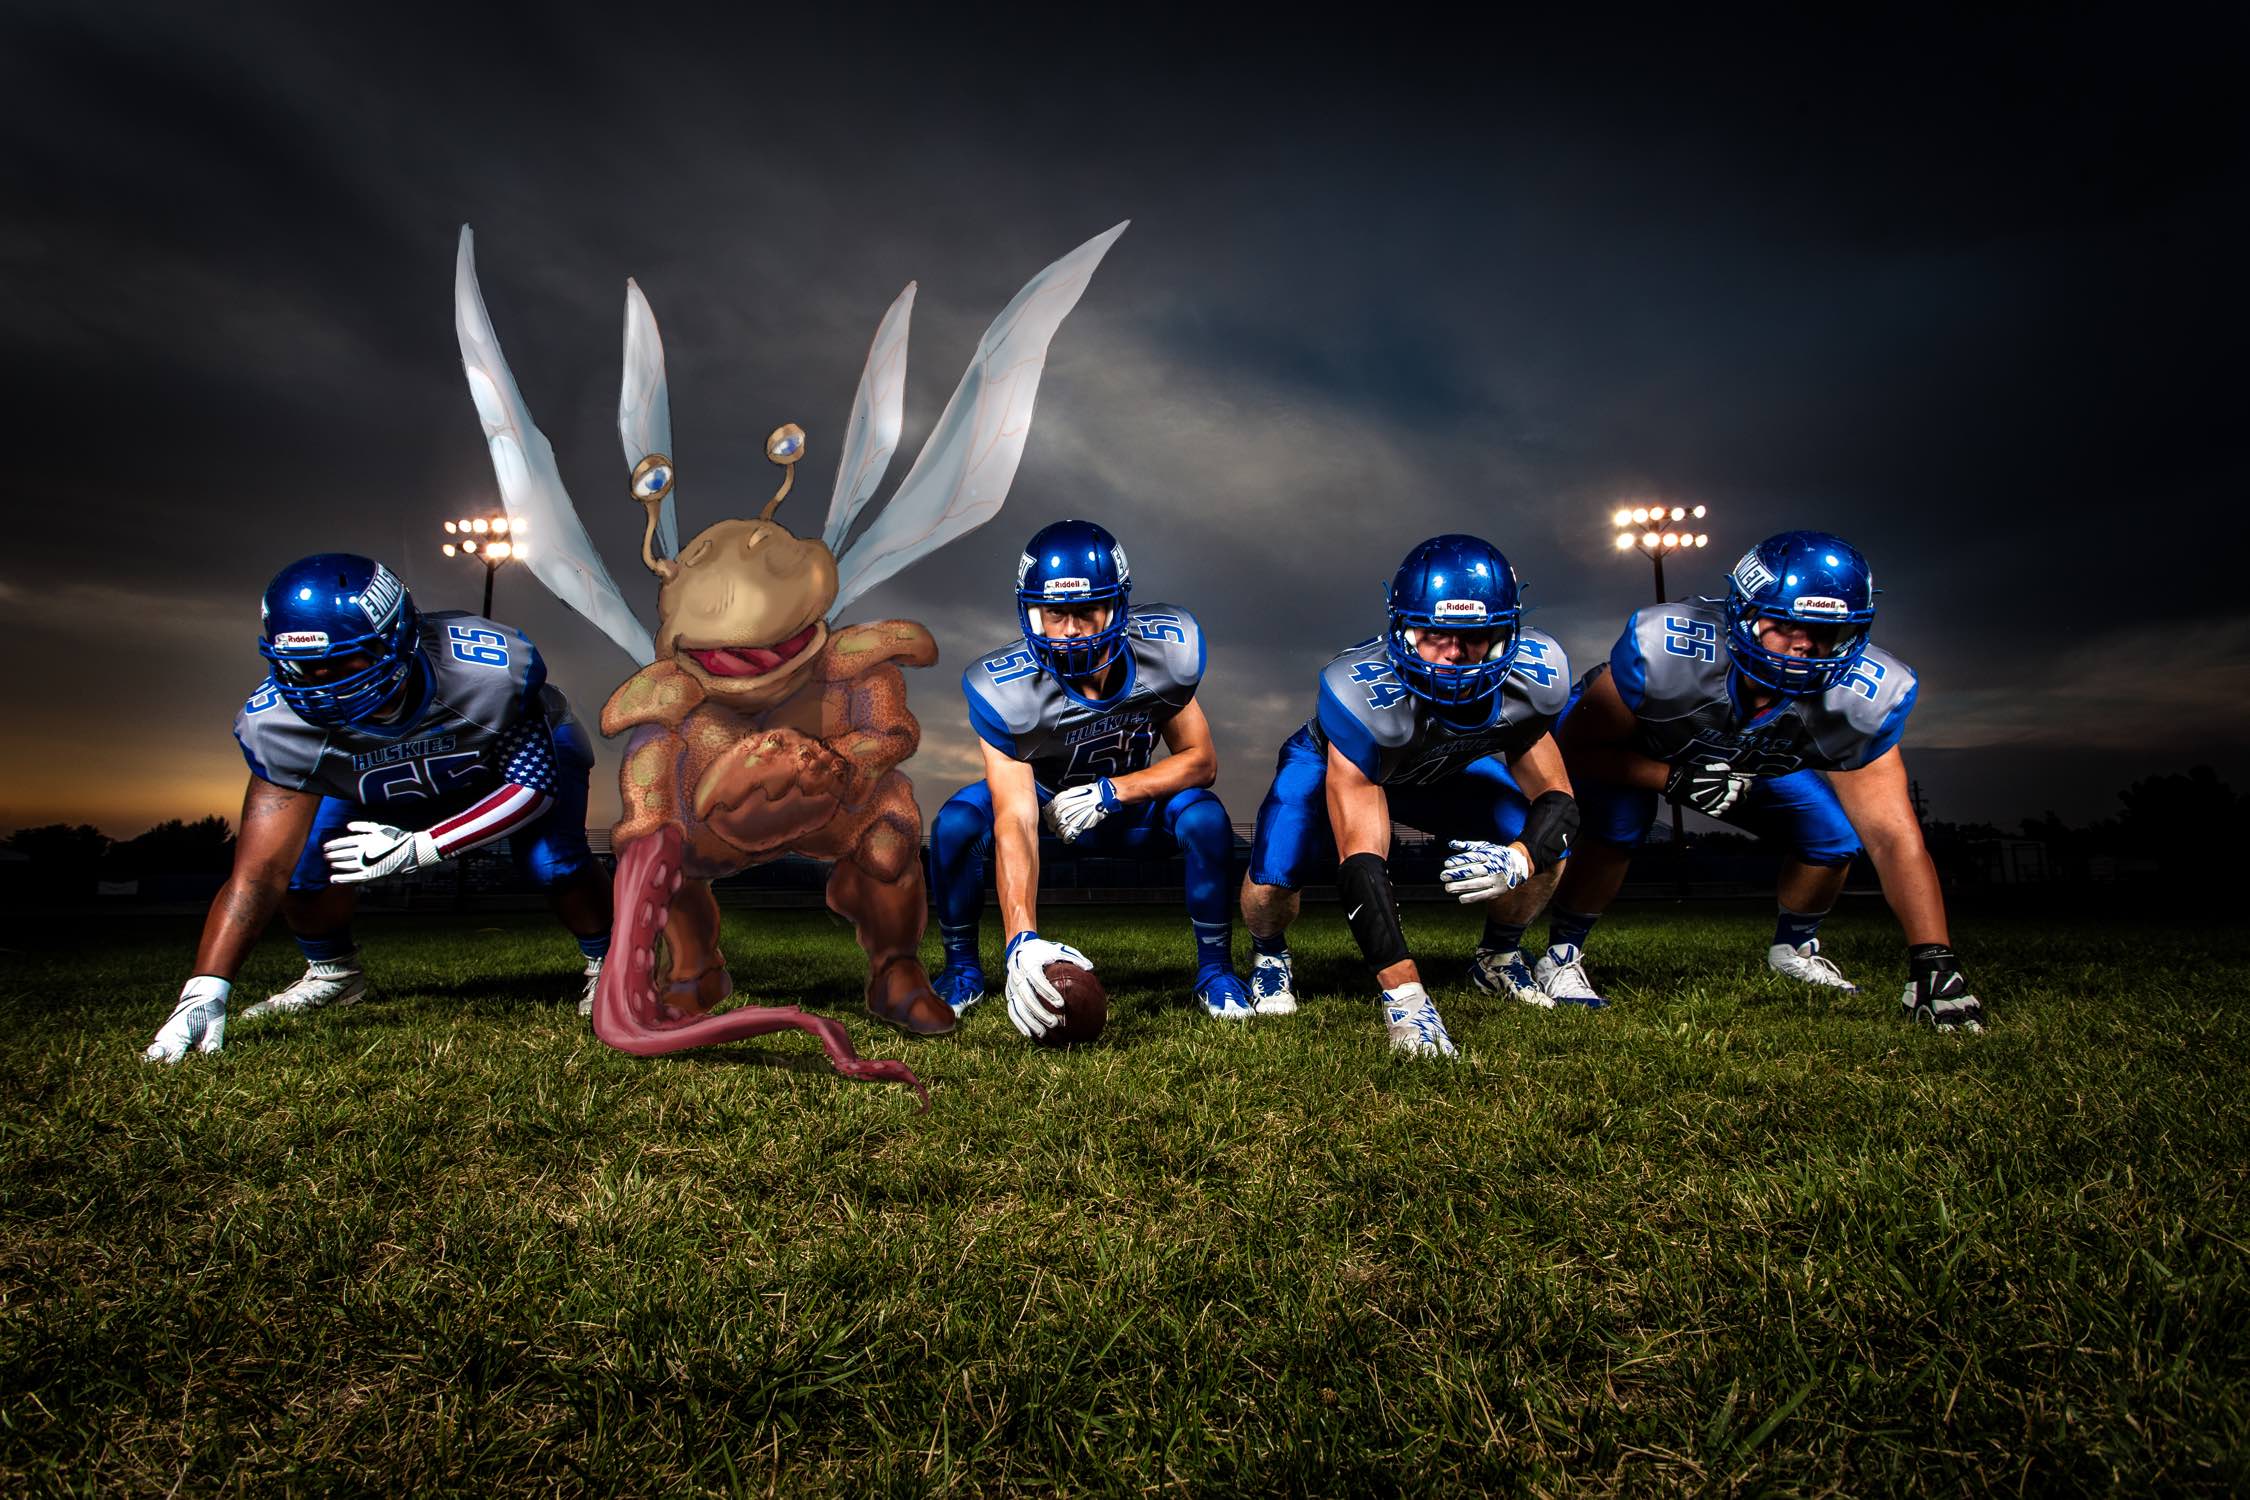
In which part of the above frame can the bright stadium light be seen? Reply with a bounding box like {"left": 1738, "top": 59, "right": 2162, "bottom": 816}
{"left": 1695, "top": 533, "right": 1709, "bottom": 547}
{"left": 1613, "top": 508, "right": 1632, "bottom": 528}
{"left": 1632, "top": 506, "right": 1650, "bottom": 524}
{"left": 440, "top": 510, "right": 520, "bottom": 616}
{"left": 1614, "top": 532, "right": 1635, "bottom": 550}
{"left": 1662, "top": 531, "right": 1678, "bottom": 547}
{"left": 1693, "top": 505, "right": 1707, "bottom": 519}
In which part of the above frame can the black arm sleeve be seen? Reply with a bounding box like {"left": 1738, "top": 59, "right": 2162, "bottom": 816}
{"left": 1337, "top": 852, "right": 1411, "bottom": 972}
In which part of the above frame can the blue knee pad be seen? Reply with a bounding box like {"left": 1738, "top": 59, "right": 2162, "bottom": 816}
{"left": 1160, "top": 786, "right": 1232, "bottom": 928}
{"left": 930, "top": 781, "right": 998, "bottom": 929}
{"left": 1574, "top": 777, "right": 1661, "bottom": 850}
{"left": 1731, "top": 770, "right": 1862, "bottom": 866}
{"left": 1247, "top": 727, "right": 1333, "bottom": 891}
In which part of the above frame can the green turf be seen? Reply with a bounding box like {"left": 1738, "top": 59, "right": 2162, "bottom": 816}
{"left": 2, "top": 902, "right": 2245, "bottom": 1494}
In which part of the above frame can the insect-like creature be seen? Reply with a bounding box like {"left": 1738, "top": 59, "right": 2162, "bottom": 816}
{"left": 455, "top": 222, "right": 1126, "bottom": 1097}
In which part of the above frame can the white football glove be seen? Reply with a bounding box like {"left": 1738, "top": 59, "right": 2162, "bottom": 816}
{"left": 1664, "top": 760, "right": 1753, "bottom": 816}
{"left": 324, "top": 821, "right": 443, "bottom": 884}
{"left": 1042, "top": 779, "right": 1122, "bottom": 844}
{"left": 1003, "top": 931, "right": 1093, "bottom": 1040}
{"left": 1439, "top": 839, "right": 1531, "bottom": 903}
{"left": 145, "top": 976, "right": 229, "bottom": 1062}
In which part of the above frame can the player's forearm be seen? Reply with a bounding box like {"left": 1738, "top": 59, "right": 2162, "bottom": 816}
{"left": 1327, "top": 779, "right": 1392, "bottom": 862}
{"left": 1110, "top": 743, "right": 1215, "bottom": 804}
{"left": 426, "top": 782, "right": 552, "bottom": 858}
{"left": 191, "top": 871, "right": 287, "bottom": 979}
{"left": 994, "top": 814, "right": 1043, "bottom": 936}
{"left": 1867, "top": 833, "right": 1950, "bottom": 946}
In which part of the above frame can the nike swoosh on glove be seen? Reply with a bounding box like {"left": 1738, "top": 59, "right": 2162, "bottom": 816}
{"left": 1003, "top": 930, "right": 1094, "bottom": 1040}
{"left": 1439, "top": 840, "right": 1531, "bottom": 903}
{"left": 1664, "top": 760, "right": 1753, "bottom": 816}
{"left": 324, "top": 821, "right": 443, "bottom": 884}
{"left": 145, "top": 976, "right": 230, "bottom": 1062}
{"left": 1043, "top": 780, "right": 1121, "bottom": 844}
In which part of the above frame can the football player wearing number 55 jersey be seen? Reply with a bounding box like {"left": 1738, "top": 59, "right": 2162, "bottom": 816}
{"left": 143, "top": 554, "right": 614, "bottom": 1062}
{"left": 1539, "top": 531, "right": 1986, "bottom": 1031}
{"left": 928, "top": 519, "right": 1255, "bottom": 1037}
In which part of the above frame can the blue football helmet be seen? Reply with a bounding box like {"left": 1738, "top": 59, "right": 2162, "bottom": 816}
{"left": 1384, "top": 534, "right": 1522, "bottom": 708}
{"left": 1016, "top": 519, "right": 1131, "bottom": 679}
{"left": 1724, "top": 530, "right": 1877, "bottom": 695}
{"left": 257, "top": 553, "right": 423, "bottom": 726}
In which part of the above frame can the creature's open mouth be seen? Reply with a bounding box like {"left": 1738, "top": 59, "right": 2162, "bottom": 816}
{"left": 683, "top": 623, "right": 820, "bottom": 679}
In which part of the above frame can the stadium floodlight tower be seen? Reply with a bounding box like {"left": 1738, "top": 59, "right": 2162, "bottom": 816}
{"left": 1610, "top": 502, "right": 1710, "bottom": 605}
{"left": 1612, "top": 502, "right": 1712, "bottom": 884}
{"left": 440, "top": 512, "right": 524, "bottom": 618}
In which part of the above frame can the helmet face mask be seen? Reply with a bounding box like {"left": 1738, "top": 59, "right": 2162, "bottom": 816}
{"left": 1724, "top": 531, "right": 1876, "bottom": 695}
{"left": 1384, "top": 535, "right": 1523, "bottom": 709}
{"left": 1016, "top": 520, "right": 1131, "bottom": 681}
{"left": 257, "top": 554, "right": 423, "bottom": 727}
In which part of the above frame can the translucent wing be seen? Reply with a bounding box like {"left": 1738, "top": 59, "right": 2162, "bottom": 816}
{"left": 830, "top": 222, "right": 1128, "bottom": 617}
{"left": 454, "top": 226, "right": 655, "bottom": 666}
{"left": 618, "top": 280, "right": 681, "bottom": 561}
{"left": 822, "top": 282, "right": 915, "bottom": 554}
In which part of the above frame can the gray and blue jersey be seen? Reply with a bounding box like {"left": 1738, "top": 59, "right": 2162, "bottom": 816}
{"left": 234, "top": 611, "right": 584, "bottom": 808}
{"left": 1601, "top": 600, "right": 1915, "bottom": 774}
{"left": 1307, "top": 629, "right": 1571, "bottom": 785}
{"left": 963, "top": 603, "right": 1205, "bottom": 790}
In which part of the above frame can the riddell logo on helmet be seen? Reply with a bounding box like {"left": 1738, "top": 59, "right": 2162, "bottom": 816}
{"left": 1043, "top": 577, "right": 1092, "bottom": 597}
{"left": 1792, "top": 595, "right": 1851, "bottom": 618}
{"left": 1434, "top": 599, "right": 1488, "bottom": 622}
{"left": 274, "top": 630, "right": 330, "bottom": 651}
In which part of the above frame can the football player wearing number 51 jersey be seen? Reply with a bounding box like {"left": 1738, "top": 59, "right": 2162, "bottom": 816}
{"left": 1539, "top": 530, "right": 1986, "bottom": 1031}
{"left": 143, "top": 554, "right": 614, "bottom": 1062}
{"left": 928, "top": 520, "right": 1255, "bottom": 1038}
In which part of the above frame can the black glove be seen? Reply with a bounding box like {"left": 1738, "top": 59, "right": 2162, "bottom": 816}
{"left": 1902, "top": 944, "right": 1987, "bottom": 1033}
{"left": 1663, "top": 759, "right": 1752, "bottom": 816}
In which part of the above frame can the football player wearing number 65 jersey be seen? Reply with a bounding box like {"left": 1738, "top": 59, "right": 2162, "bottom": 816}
{"left": 928, "top": 519, "right": 1255, "bottom": 1037}
{"left": 143, "top": 554, "right": 614, "bottom": 1063}
{"left": 1538, "top": 530, "right": 1986, "bottom": 1031}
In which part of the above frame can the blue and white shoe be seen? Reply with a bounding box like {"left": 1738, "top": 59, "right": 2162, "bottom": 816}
{"left": 1469, "top": 946, "right": 1546, "bottom": 1006}
{"left": 935, "top": 964, "right": 987, "bottom": 1016}
{"left": 1532, "top": 944, "right": 1610, "bottom": 1009}
{"left": 1197, "top": 971, "right": 1257, "bottom": 1022}
{"left": 1768, "top": 939, "right": 1858, "bottom": 992}
{"left": 1250, "top": 951, "right": 1298, "bottom": 1015}
{"left": 1381, "top": 982, "right": 1458, "bottom": 1058}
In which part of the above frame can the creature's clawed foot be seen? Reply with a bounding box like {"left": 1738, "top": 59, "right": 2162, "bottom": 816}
{"left": 866, "top": 956, "right": 954, "bottom": 1037}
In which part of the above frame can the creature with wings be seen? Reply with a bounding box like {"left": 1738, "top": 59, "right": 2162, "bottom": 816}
{"left": 455, "top": 222, "right": 1126, "bottom": 1097}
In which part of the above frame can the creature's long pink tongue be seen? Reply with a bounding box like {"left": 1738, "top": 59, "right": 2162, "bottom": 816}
{"left": 688, "top": 624, "right": 818, "bottom": 679}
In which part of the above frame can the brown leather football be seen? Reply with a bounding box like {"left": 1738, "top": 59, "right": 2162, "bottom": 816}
{"left": 1038, "top": 961, "right": 1108, "bottom": 1047}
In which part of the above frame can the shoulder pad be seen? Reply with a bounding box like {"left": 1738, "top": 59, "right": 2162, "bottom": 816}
{"left": 820, "top": 620, "right": 938, "bottom": 679}
{"left": 1821, "top": 643, "right": 1917, "bottom": 746}
{"left": 964, "top": 638, "right": 1052, "bottom": 737}
{"left": 1317, "top": 641, "right": 1417, "bottom": 750}
{"left": 601, "top": 659, "right": 706, "bottom": 736}
{"left": 232, "top": 680, "right": 322, "bottom": 789}
{"left": 1126, "top": 602, "right": 1206, "bottom": 692}
{"left": 1509, "top": 626, "right": 1572, "bottom": 718}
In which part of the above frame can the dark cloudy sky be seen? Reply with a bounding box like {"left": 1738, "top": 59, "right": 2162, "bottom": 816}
{"left": 2, "top": 4, "right": 2243, "bottom": 836}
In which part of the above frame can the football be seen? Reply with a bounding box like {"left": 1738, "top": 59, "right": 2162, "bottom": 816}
{"left": 1037, "top": 961, "right": 1109, "bottom": 1047}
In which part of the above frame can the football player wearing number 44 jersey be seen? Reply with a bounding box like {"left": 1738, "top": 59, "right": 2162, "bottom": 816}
{"left": 1538, "top": 530, "right": 1987, "bottom": 1031}
{"left": 143, "top": 554, "right": 614, "bottom": 1062}
{"left": 1240, "top": 535, "right": 1583, "bottom": 1059}
{"left": 928, "top": 520, "right": 1255, "bottom": 1038}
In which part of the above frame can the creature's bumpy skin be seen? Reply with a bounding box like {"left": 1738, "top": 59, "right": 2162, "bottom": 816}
{"left": 594, "top": 621, "right": 952, "bottom": 1089}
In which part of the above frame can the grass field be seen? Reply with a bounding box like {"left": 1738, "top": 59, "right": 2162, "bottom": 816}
{"left": 2, "top": 898, "right": 2246, "bottom": 1495}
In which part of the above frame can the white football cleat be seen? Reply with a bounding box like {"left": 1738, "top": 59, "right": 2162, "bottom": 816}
{"left": 239, "top": 954, "right": 367, "bottom": 1019}
{"left": 1532, "top": 944, "right": 1610, "bottom": 1009}
{"left": 1469, "top": 946, "right": 1549, "bottom": 1007}
{"left": 1382, "top": 983, "right": 1458, "bottom": 1058}
{"left": 1250, "top": 951, "right": 1298, "bottom": 1015}
{"left": 1767, "top": 939, "right": 1858, "bottom": 992}
{"left": 578, "top": 956, "right": 603, "bottom": 1018}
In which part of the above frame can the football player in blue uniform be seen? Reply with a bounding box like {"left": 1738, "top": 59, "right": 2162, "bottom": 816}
{"left": 1534, "top": 530, "right": 1986, "bottom": 1030}
{"left": 144, "top": 554, "right": 614, "bottom": 1061}
{"left": 927, "top": 519, "right": 1255, "bottom": 1037}
{"left": 1239, "top": 535, "right": 1583, "bottom": 1058}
